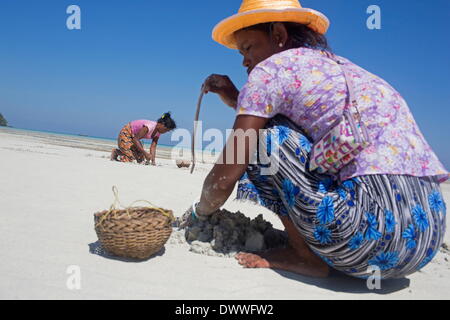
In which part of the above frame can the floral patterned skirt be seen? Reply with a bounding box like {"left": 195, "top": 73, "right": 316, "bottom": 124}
{"left": 115, "top": 123, "right": 145, "bottom": 163}
{"left": 236, "top": 115, "right": 447, "bottom": 279}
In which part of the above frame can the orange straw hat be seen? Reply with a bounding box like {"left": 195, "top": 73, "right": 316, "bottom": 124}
{"left": 212, "top": 0, "right": 330, "bottom": 49}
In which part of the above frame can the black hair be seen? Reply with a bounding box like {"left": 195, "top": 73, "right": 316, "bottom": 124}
{"left": 242, "top": 22, "right": 332, "bottom": 52}
{"left": 157, "top": 112, "right": 176, "bottom": 130}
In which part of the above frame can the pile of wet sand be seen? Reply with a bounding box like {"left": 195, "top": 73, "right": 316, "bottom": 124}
{"left": 170, "top": 209, "right": 288, "bottom": 257}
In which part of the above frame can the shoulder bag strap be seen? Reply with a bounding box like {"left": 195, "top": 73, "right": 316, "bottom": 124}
{"left": 324, "top": 52, "right": 371, "bottom": 141}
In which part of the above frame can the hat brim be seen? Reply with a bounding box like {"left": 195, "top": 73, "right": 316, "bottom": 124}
{"left": 212, "top": 8, "right": 330, "bottom": 49}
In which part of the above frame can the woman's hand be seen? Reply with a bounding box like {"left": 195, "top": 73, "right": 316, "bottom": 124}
{"left": 144, "top": 151, "right": 152, "bottom": 162}
{"left": 149, "top": 139, "right": 158, "bottom": 166}
{"left": 203, "top": 74, "right": 239, "bottom": 109}
{"left": 176, "top": 202, "right": 210, "bottom": 229}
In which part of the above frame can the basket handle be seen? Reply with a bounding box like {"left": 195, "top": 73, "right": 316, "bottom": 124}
{"left": 95, "top": 186, "right": 175, "bottom": 229}
{"left": 95, "top": 186, "right": 123, "bottom": 229}
{"left": 127, "top": 199, "right": 175, "bottom": 222}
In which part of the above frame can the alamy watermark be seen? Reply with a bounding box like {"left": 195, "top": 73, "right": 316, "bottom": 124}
{"left": 366, "top": 265, "right": 382, "bottom": 290}
{"left": 170, "top": 123, "right": 280, "bottom": 176}
{"left": 367, "top": 5, "right": 382, "bottom": 30}
{"left": 66, "top": 5, "right": 81, "bottom": 30}
{"left": 66, "top": 265, "right": 81, "bottom": 290}
{"left": 66, "top": 5, "right": 381, "bottom": 31}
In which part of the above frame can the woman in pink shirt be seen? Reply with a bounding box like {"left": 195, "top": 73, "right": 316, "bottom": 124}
{"left": 111, "top": 112, "right": 176, "bottom": 165}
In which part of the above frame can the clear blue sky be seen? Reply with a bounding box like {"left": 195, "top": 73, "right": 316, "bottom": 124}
{"left": 1, "top": 0, "right": 449, "bottom": 168}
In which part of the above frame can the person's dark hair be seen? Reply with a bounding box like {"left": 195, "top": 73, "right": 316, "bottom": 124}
{"left": 157, "top": 112, "right": 176, "bottom": 130}
{"left": 242, "top": 22, "right": 332, "bottom": 52}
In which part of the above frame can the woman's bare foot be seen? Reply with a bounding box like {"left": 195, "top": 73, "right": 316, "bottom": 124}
{"left": 110, "top": 148, "right": 119, "bottom": 161}
{"left": 235, "top": 246, "right": 329, "bottom": 278}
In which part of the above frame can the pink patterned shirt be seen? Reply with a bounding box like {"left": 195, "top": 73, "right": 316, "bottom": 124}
{"left": 130, "top": 120, "right": 160, "bottom": 140}
{"left": 236, "top": 47, "right": 448, "bottom": 182}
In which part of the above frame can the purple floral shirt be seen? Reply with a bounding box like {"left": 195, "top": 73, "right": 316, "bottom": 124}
{"left": 236, "top": 47, "right": 448, "bottom": 182}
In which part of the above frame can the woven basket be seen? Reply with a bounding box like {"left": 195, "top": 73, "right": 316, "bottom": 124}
{"left": 94, "top": 206, "right": 174, "bottom": 260}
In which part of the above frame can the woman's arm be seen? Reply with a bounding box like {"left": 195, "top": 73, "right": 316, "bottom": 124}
{"left": 149, "top": 136, "right": 159, "bottom": 165}
{"left": 196, "top": 115, "right": 269, "bottom": 215}
{"left": 133, "top": 126, "right": 151, "bottom": 160}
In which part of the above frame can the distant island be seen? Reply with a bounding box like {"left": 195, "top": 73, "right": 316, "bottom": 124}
{"left": 0, "top": 113, "right": 8, "bottom": 127}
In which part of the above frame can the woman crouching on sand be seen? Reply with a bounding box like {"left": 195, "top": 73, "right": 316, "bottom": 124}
{"left": 184, "top": 0, "right": 448, "bottom": 279}
{"left": 111, "top": 112, "right": 176, "bottom": 165}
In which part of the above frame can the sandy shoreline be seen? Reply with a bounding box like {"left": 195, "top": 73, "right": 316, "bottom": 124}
{"left": 0, "top": 128, "right": 449, "bottom": 299}
{"left": 0, "top": 127, "right": 217, "bottom": 164}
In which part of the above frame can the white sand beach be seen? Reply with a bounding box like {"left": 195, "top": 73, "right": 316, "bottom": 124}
{"left": 0, "top": 127, "right": 449, "bottom": 300}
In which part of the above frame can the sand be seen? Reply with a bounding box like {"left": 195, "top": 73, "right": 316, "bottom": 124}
{"left": 0, "top": 127, "right": 449, "bottom": 300}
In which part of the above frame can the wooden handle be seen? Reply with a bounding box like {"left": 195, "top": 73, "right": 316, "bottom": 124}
{"left": 191, "top": 89, "right": 205, "bottom": 174}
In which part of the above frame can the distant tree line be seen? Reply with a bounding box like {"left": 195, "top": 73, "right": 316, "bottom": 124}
{"left": 0, "top": 113, "right": 8, "bottom": 126}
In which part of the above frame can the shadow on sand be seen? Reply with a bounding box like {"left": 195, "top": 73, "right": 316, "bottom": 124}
{"left": 89, "top": 240, "right": 410, "bottom": 295}
{"left": 273, "top": 268, "right": 410, "bottom": 295}
{"left": 88, "top": 241, "right": 165, "bottom": 263}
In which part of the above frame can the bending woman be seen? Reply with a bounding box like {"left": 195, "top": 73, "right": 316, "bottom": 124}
{"left": 187, "top": 0, "right": 448, "bottom": 279}
{"left": 111, "top": 112, "right": 176, "bottom": 165}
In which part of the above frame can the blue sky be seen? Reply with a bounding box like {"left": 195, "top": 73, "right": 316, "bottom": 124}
{"left": 0, "top": 0, "right": 449, "bottom": 168}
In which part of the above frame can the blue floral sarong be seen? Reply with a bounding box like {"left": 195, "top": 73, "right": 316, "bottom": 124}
{"left": 237, "top": 115, "right": 447, "bottom": 279}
